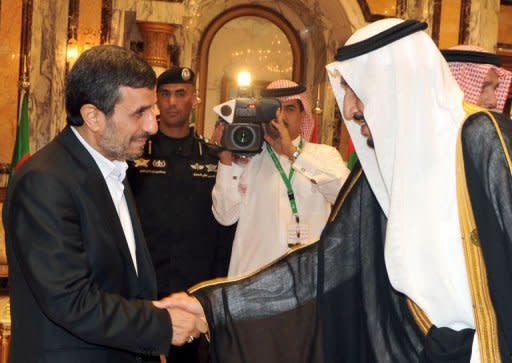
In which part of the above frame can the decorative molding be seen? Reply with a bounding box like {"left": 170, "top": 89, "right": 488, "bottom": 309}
{"left": 100, "top": 0, "right": 112, "bottom": 44}
{"left": 19, "top": 0, "right": 33, "bottom": 90}
{"left": 431, "top": 0, "right": 442, "bottom": 45}
{"left": 196, "top": 4, "right": 304, "bottom": 134}
{"left": 498, "top": 43, "right": 512, "bottom": 50}
{"left": 136, "top": 22, "right": 175, "bottom": 68}
{"left": 135, "top": 0, "right": 184, "bottom": 25}
{"left": 459, "top": 0, "right": 472, "bottom": 44}
{"left": 498, "top": 50, "right": 512, "bottom": 71}
{"left": 396, "top": 0, "right": 408, "bottom": 18}
{"left": 67, "top": 0, "right": 79, "bottom": 40}
{"left": 356, "top": 0, "right": 387, "bottom": 22}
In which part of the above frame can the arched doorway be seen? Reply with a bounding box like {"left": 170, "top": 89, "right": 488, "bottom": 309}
{"left": 196, "top": 5, "right": 303, "bottom": 135}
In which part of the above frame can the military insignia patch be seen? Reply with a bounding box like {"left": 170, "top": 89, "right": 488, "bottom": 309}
{"left": 182, "top": 68, "right": 191, "bottom": 81}
{"left": 133, "top": 158, "right": 150, "bottom": 168}
{"left": 205, "top": 164, "right": 218, "bottom": 173}
{"left": 152, "top": 159, "right": 167, "bottom": 168}
{"left": 190, "top": 162, "right": 204, "bottom": 171}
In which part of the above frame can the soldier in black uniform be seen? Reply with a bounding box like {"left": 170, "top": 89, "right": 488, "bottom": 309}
{"left": 127, "top": 67, "right": 234, "bottom": 363}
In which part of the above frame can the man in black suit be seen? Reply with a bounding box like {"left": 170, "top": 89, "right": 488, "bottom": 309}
{"left": 2, "top": 45, "right": 206, "bottom": 363}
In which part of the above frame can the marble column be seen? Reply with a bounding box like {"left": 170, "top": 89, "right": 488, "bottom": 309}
{"left": 110, "top": 0, "right": 137, "bottom": 47}
{"left": 30, "top": 0, "right": 69, "bottom": 152}
{"left": 136, "top": 0, "right": 185, "bottom": 75}
{"left": 398, "top": 0, "right": 437, "bottom": 38}
{"left": 0, "top": 1, "right": 23, "bottom": 163}
{"left": 466, "top": 0, "right": 500, "bottom": 51}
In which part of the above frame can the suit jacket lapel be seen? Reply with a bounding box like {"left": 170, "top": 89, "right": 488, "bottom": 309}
{"left": 56, "top": 127, "right": 139, "bottom": 279}
{"left": 123, "top": 179, "right": 158, "bottom": 297}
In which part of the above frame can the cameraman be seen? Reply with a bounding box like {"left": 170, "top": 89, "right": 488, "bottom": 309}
{"left": 211, "top": 80, "right": 349, "bottom": 277}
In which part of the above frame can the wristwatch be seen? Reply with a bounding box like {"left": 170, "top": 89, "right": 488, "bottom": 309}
{"left": 290, "top": 147, "right": 301, "bottom": 161}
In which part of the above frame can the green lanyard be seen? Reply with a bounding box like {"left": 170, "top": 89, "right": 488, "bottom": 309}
{"left": 266, "top": 139, "right": 304, "bottom": 219}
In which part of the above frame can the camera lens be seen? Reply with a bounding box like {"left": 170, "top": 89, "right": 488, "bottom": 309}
{"left": 232, "top": 126, "right": 255, "bottom": 147}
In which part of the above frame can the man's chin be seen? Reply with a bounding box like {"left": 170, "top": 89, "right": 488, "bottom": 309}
{"left": 125, "top": 146, "right": 146, "bottom": 161}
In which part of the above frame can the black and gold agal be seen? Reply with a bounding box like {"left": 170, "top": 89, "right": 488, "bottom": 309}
{"left": 334, "top": 19, "right": 427, "bottom": 61}
{"left": 441, "top": 49, "right": 502, "bottom": 66}
{"left": 260, "top": 84, "right": 306, "bottom": 98}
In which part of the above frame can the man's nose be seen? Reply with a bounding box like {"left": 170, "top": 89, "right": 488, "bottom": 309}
{"left": 352, "top": 113, "right": 365, "bottom": 125}
{"left": 168, "top": 93, "right": 178, "bottom": 106}
{"left": 143, "top": 106, "right": 159, "bottom": 135}
{"left": 487, "top": 93, "right": 498, "bottom": 109}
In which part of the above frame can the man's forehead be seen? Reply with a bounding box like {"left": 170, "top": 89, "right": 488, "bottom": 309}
{"left": 117, "top": 86, "right": 156, "bottom": 108}
{"left": 280, "top": 99, "right": 301, "bottom": 107}
{"left": 118, "top": 85, "right": 156, "bottom": 99}
{"left": 485, "top": 68, "right": 499, "bottom": 83}
{"left": 158, "top": 83, "right": 193, "bottom": 92}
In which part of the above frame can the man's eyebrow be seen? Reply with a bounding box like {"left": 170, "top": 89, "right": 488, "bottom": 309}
{"left": 158, "top": 87, "right": 187, "bottom": 93}
{"left": 482, "top": 80, "right": 499, "bottom": 87}
{"left": 131, "top": 104, "right": 153, "bottom": 116}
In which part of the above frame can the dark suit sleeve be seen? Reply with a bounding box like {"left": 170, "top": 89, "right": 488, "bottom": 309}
{"left": 6, "top": 169, "right": 172, "bottom": 355}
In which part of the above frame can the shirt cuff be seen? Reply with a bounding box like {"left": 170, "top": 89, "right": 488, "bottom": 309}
{"left": 217, "top": 162, "right": 244, "bottom": 186}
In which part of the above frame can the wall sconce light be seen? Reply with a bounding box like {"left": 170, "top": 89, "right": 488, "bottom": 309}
{"left": 237, "top": 70, "right": 252, "bottom": 97}
{"left": 237, "top": 71, "right": 252, "bottom": 88}
{"left": 66, "top": 37, "right": 79, "bottom": 66}
{"left": 66, "top": 24, "right": 101, "bottom": 70}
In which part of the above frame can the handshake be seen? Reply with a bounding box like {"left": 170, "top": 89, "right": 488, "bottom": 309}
{"left": 152, "top": 292, "right": 207, "bottom": 346}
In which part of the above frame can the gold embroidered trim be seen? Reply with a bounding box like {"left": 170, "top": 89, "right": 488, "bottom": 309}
{"left": 329, "top": 168, "right": 362, "bottom": 222}
{"left": 454, "top": 103, "right": 502, "bottom": 363}
{"left": 406, "top": 298, "right": 432, "bottom": 336}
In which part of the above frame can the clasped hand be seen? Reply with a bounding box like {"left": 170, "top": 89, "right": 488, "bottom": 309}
{"left": 153, "top": 292, "right": 208, "bottom": 346}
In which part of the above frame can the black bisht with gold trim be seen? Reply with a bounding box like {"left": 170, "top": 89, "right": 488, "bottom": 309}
{"left": 190, "top": 109, "right": 512, "bottom": 362}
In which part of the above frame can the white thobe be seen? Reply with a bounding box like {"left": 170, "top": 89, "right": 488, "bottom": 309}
{"left": 212, "top": 138, "right": 349, "bottom": 277}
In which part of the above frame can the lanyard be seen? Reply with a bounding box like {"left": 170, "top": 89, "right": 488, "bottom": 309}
{"left": 266, "top": 139, "right": 304, "bottom": 218}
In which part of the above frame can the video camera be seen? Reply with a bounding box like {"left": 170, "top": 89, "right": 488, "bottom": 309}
{"left": 213, "top": 98, "right": 281, "bottom": 155}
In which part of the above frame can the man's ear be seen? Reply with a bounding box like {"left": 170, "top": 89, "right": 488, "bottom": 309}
{"left": 80, "top": 104, "right": 104, "bottom": 132}
{"left": 192, "top": 92, "right": 199, "bottom": 107}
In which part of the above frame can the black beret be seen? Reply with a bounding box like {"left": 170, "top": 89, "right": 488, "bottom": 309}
{"left": 157, "top": 67, "right": 196, "bottom": 88}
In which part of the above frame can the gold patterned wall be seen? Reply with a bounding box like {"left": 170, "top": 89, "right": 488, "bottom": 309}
{"left": 439, "top": 0, "right": 462, "bottom": 48}
{"left": 77, "top": 0, "right": 102, "bottom": 51}
{"left": 498, "top": 4, "right": 512, "bottom": 46}
{"left": 0, "top": 2, "right": 22, "bottom": 163}
{"left": 366, "top": 0, "right": 397, "bottom": 16}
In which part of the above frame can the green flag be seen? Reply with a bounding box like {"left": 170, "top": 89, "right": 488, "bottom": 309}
{"left": 347, "top": 138, "right": 358, "bottom": 171}
{"left": 9, "top": 90, "right": 31, "bottom": 181}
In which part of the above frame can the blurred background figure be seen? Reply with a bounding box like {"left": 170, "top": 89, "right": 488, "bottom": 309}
{"left": 442, "top": 45, "right": 512, "bottom": 115}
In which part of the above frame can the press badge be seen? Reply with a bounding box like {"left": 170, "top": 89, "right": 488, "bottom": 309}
{"left": 287, "top": 220, "right": 309, "bottom": 246}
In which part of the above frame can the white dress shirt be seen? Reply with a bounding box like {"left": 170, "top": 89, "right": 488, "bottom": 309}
{"left": 212, "top": 138, "right": 349, "bottom": 277}
{"left": 71, "top": 127, "right": 138, "bottom": 275}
